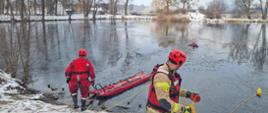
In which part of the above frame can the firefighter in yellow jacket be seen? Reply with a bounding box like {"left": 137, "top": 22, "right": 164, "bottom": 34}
{"left": 147, "top": 49, "right": 201, "bottom": 113}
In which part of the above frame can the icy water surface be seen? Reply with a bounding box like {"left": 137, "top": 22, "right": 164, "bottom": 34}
{"left": 0, "top": 21, "right": 268, "bottom": 113}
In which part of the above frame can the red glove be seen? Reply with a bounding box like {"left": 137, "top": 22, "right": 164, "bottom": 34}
{"left": 190, "top": 92, "right": 201, "bottom": 103}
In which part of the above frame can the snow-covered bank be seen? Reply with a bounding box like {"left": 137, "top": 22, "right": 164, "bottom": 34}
{"left": 153, "top": 12, "right": 268, "bottom": 24}
{"left": 187, "top": 12, "right": 205, "bottom": 22}
{"left": 0, "top": 14, "right": 153, "bottom": 22}
{"left": 205, "top": 18, "right": 268, "bottom": 24}
{"left": 187, "top": 12, "right": 268, "bottom": 24}
{"left": 0, "top": 70, "right": 24, "bottom": 102}
{"left": 224, "top": 18, "right": 268, "bottom": 23}
{"left": 0, "top": 70, "right": 107, "bottom": 113}
{"left": 1, "top": 13, "right": 267, "bottom": 24}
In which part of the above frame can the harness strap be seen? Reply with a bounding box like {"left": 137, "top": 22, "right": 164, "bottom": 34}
{"left": 147, "top": 100, "right": 169, "bottom": 113}
{"left": 157, "top": 68, "right": 169, "bottom": 75}
{"left": 70, "top": 71, "right": 89, "bottom": 75}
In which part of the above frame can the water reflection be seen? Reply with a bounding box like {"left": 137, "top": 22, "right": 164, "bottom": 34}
{"left": 0, "top": 21, "right": 267, "bottom": 83}
{"left": 19, "top": 22, "right": 31, "bottom": 83}
{"left": 0, "top": 23, "right": 19, "bottom": 77}
{"left": 42, "top": 21, "right": 48, "bottom": 62}
{"left": 151, "top": 22, "right": 190, "bottom": 48}
{"left": 251, "top": 24, "right": 267, "bottom": 70}
{"left": 120, "top": 22, "right": 132, "bottom": 73}
{"left": 229, "top": 24, "right": 268, "bottom": 70}
{"left": 229, "top": 24, "right": 251, "bottom": 64}
{"left": 0, "top": 21, "right": 268, "bottom": 113}
{"left": 107, "top": 21, "right": 120, "bottom": 65}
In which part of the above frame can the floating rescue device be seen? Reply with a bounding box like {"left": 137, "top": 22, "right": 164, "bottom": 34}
{"left": 256, "top": 87, "right": 262, "bottom": 97}
{"left": 89, "top": 72, "right": 152, "bottom": 99}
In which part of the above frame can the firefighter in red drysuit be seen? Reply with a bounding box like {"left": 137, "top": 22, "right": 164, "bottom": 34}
{"left": 65, "top": 48, "right": 95, "bottom": 111}
{"left": 147, "top": 49, "right": 201, "bottom": 113}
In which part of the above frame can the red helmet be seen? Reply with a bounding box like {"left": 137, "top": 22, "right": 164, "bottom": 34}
{"left": 168, "top": 49, "right": 186, "bottom": 66}
{"left": 78, "top": 48, "right": 87, "bottom": 57}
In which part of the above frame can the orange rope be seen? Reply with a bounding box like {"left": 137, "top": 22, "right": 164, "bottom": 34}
{"left": 229, "top": 95, "right": 255, "bottom": 113}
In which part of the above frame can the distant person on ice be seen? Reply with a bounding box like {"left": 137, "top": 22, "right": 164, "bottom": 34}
{"left": 147, "top": 49, "right": 201, "bottom": 113}
{"left": 65, "top": 48, "right": 95, "bottom": 111}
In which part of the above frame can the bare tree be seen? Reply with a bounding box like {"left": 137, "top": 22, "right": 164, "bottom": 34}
{"left": 15, "top": 1, "right": 20, "bottom": 15}
{"left": 109, "top": 0, "right": 113, "bottom": 14}
{"left": 41, "top": 0, "right": 45, "bottom": 21}
{"left": 5, "top": 0, "right": 14, "bottom": 21}
{"left": 55, "top": 0, "right": 58, "bottom": 15}
{"left": 82, "top": 0, "right": 93, "bottom": 17}
{"left": 47, "top": 0, "right": 58, "bottom": 15}
{"left": 152, "top": 0, "right": 178, "bottom": 13}
{"left": 206, "top": 0, "right": 226, "bottom": 18}
{"left": 180, "top": 0, "right": 196, "bottom": 10}
{"left": 164, "top": 0, "right": 173, "bottom": 13}
{"left": 20, "top": 0, "right": 26, "bottom": 21}
{"left": 124, "top": 0, "right": 129, "bottom": 15}
{"left": 109, "top": 0, "right": 119, "bottom": 15}
{"left": 92, "top": 0, "right": 99, "bottom": 22}
{"left": 5, "top": 0, "right": 9, "bottom": 15}
{"left": 259, "top": 0, "right": 268, "bottom": 19}
{"left": 27, "top": 0, "right": 31, "bottom": 16}
{"left": 0, "top": 1, "right": 5, "bottom": 14}
{"left": 114, "top": 0, "right": 119, "bottom": 15}
{"left": 235, "top": 0, "right": 255, "bottom": 19}
{"left": 33, "top": 0, "right": 37, "bottom": 15}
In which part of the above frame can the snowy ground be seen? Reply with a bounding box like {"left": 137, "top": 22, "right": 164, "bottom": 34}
{"left": 186, "top": 12, "right": 268, "bottom": 24}
{"left": 0, "top": 14, "right": 153, "bottom": 22}
{"left": 187, "top": 12, "right": 205, "bottom": 22}
{"left": 0, "top": 69, "right": 107, "bottom": 113}
{"left": 1, "top": 13, "right": 267, "bottom": 24}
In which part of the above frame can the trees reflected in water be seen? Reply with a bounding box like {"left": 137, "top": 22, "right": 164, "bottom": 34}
{"left": 151, "top": 22, "right": 190, "bottom": 48}
{"left": 107, "top": 20, "right": 120, "bottom": 65}
{"left": 0, "top": 23, "right": 19, "bottom": 78}
{"left": 1, "top": 21, "right": 268, "bottom": 84}
{"left": 152, "top": 22, "right": 268, "bottom": 70}
{"left": 251, "top": 24, "right": 267, "bottom": 70}
{"left": 0, "top": 22, "right": 33, "bottom": 82}
{"left": 229, "top": 24, "right": 250, "bottom": 64}
{"left": 229, "top": 24, "right": 268, "bottom": 70}
{"left": 0, "top": 20, "right": 127, "bottom": 83}
{"left": 0, "top": 21, "right": 74, "bottom": 83}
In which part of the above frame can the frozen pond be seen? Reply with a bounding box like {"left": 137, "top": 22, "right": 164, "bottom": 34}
{"left": 0, "top": 21, "right": 267, "bottom": 113}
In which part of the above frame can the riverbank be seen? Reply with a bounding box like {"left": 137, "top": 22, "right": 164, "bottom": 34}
{"left": 0, "top": 14, "right": 153, "bottom": 23}
{"left": 153, "top": 14, "right": 191, "bottom": 23}
{"left": 2, "top": 13, "right": 267, "bottom": 24}
{"left": 152, "top": 12, "right": 268, "bottom": 24}
{"left": 205, "top": 18, "right": 268, "bottom": 24}
{"left": 0, "top": 69, "right": 107, "bottom": 113}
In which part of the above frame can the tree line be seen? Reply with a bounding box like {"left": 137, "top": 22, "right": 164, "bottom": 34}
{"left": 205, "top": 0, "right": 268, "bottom": 19}
{"left": 0, "top": 0, "right": 132, "bottom": 21}
{"left": 152, "top": 0, "right": 268, "bottom": 19}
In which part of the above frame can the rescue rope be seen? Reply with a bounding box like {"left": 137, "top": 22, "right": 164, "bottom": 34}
{"left": 96, "top": 83, "right": 149, "bottom": 113}
{"left": 97, "top": 85, "right": 200, "bottom": 112}
{"left": 93, "top": 83, "right": 104, "bottom": 90}
{"left": 229, "top": 95, "right": 255, "bottom": 113}
{"left": 229, "top": 90, "right": 267, "bottom": 113}
{"left": 229, "top": 70, "right": 266, "bottom": 113}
